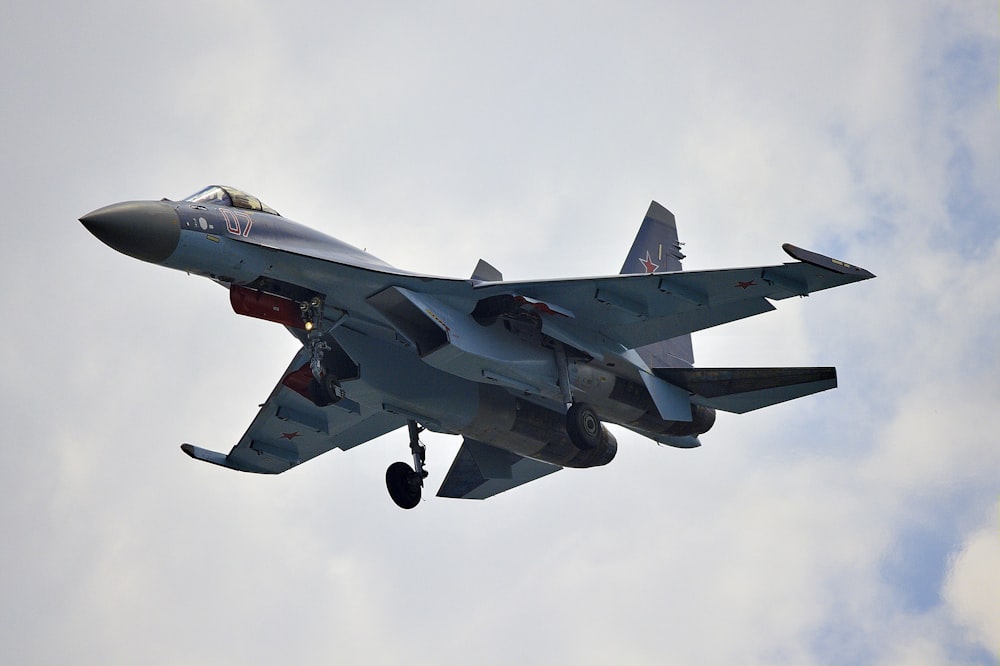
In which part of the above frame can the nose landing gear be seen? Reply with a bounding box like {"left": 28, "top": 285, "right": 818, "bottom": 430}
{"left": 386, "top": 421, "right": 428, "bottom": 509}
{"left": 297, "top": 295, "right": 348, "bottom": 407}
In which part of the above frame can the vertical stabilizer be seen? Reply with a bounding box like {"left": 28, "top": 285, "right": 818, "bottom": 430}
{"left": 471, "top": 259, "right": 503, "bottom": 282}
{"left": 619, "top": 201, "right": 686, "bottom": 274}
{"left": 621, "top": 202, "right": 694, "bottom": 367}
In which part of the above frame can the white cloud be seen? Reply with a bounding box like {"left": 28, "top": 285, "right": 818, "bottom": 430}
{"left": 944, "top": 512, "right": 1000, "bottom": 653}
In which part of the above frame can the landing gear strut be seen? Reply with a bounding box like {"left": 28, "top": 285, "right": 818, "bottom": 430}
{"left": 386, "top": 420, "right": 428, "bottom": 509}
{"left": 301, "top": 296, "right": 329, "bottom": 381}
{"left": 554, "top": 342, "right": 605, "bottom": 450}
{"left": 298, "top": 295, "right": 346, "bottom": 407}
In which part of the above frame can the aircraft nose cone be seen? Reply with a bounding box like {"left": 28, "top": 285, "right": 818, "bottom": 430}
{"left": 80, "top": 200, "right": 180, "bottom": 263}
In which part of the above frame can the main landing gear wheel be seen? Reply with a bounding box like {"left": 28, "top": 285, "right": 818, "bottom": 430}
{"left": 386, "top": 461, "right": 422, "bottom": 509}
{"left": 566, "top": 402, "right": 602, "bottom": 449}
{"left": 386, "top": 420, "right": 429, "bottom": 509}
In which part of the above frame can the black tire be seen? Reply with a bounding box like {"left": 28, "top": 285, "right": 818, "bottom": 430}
{"left": 386, "top": 461, "right": 421, "bottom": 509}
{"left": 566, "top": 402, "right": 602, "bottom": 450}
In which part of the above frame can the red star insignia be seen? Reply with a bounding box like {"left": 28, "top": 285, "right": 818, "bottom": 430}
{"left": 280, "top": 431, "right": 301, "bottom": 440}
{"left": 639, "top": 251, "right": 659, "bottom": 274}
{"left": 736, "top": 280, "right": 756, "bottom": 290}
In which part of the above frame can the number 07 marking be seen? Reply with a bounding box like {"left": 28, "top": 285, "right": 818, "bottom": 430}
{"left": 221, "top": 209, "right": 253, "bottom": 237}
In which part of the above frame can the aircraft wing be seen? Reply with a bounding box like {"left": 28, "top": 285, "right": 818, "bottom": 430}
{"left": 182, "top": 349, "right": 406, "bottom": 474}
{"left": 230, "top": 222, "right": 873, "bottom": 357}
{"left": 471, "top": 244, "right": 875, "bottom": 352}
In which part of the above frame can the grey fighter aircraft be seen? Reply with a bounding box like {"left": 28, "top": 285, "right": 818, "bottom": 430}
{"left": 81, "top": 186, "right": 874, "bottom": 508}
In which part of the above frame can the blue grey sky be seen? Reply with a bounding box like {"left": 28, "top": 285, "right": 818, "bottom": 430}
{"left": 1, "top": 1, "right": 997, "bottom": 663}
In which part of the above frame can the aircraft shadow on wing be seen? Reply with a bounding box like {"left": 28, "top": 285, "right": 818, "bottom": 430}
{"left": 81, "top": 186, "right": 874, "bottom": 508}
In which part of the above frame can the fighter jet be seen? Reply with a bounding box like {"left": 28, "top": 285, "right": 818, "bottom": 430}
{"left": 81, "top": 186, "right": 874, "bottom": 508}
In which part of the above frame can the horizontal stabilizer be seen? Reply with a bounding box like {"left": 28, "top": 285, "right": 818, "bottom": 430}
{"left": 654, "top": 367, "right": 837, "bottom": 414}
{"left": 437, "top": 438, "right": 561, "bottom": 500}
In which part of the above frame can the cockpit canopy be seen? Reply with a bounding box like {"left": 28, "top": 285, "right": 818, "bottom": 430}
{"left": 184, "top": 185, "right": 280, "bottom": 216}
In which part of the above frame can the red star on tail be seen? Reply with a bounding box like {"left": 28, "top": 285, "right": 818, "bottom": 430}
{"left": 639, "top": 251, "right": 659, "bottom": 274}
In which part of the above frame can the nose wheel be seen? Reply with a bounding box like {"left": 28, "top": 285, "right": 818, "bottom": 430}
{"left": 386, "top": 421, "right": 428, "bottom": 509}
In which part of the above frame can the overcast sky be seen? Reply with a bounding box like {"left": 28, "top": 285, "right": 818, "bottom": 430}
{"left": 1, "top": 1, "right": 998, "bottom": 664}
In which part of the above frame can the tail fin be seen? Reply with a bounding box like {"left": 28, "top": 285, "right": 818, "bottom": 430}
{"left": 621, "top": 202, "right": 694, "bottom": 367}
{"left": 471, "top": 258, "right": 503, "bottom": 282}
{"left": 619, "top": 201, "right": 686, "bottom": 274}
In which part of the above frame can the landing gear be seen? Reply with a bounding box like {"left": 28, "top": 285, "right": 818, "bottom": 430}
{"left": 386, "top": 421, "right": 428, "bottom": 509}
{"left": 297, "top": 295, "right": 346, "bottom": 407}
{"left": 553, "top": 341, "right": 606, "bottom": 450}
{"left": 300, "top": 296, "right": 329, "bottom": 381}
{"left": 386, "top": 462, "right": 421, "bottom": 509}
{"left": 308, "top": 374, "right": 344, "bottom": 407}
{"left": 566, "top": 402, "right": 602, "bottom": 449}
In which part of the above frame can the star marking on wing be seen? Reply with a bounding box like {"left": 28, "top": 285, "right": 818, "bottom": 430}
{"left": 639, "top": 251, "right": 659, "bottom": 274}
{"left": 735, "top": 280, "right": 757, "bottom": 290}
{"left": 280, "top": 431, "right": 301, "bottom": 440}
